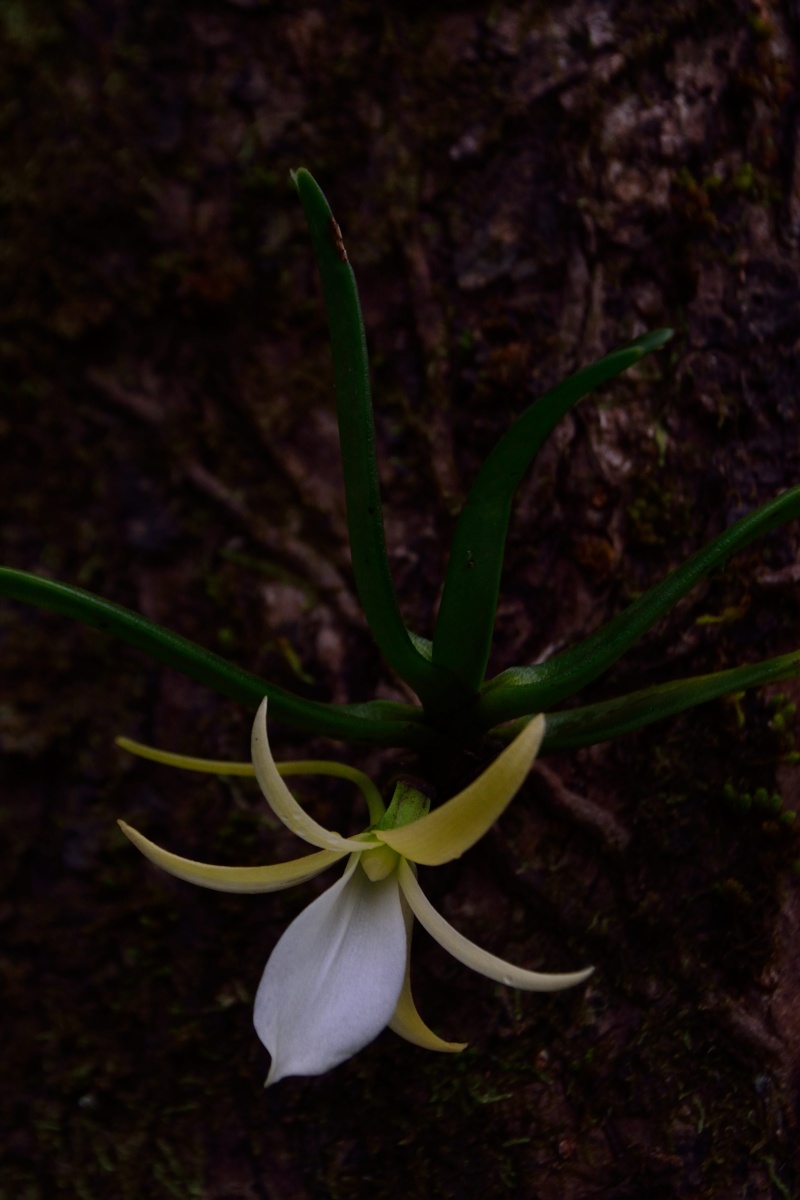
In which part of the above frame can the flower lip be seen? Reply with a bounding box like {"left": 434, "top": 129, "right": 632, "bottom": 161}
{"left": 255, "top": 855, "right": 408, "bottom": 1085}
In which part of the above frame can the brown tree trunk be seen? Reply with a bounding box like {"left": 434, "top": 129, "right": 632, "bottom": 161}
{"left": 1, "top": 2, "right": 799, "bottom": 1195}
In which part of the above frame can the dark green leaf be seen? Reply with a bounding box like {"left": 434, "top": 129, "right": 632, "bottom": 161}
{"left": 292, "top": 169, "right": 458, "bottom": 709}
{"left": 478, "top": 483, "right": 800, "bottom": 727}
{"left": 432, "top": 329, "right": 673, "bottom": 696}
{"left": 0, "top": 568, "right": 432, "bottom": 748}
{"left": 531, "top": 649, "right": 800, "bottom": 752}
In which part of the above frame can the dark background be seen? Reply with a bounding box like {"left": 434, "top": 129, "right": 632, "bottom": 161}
{"left": 1, "top": 1, "right": 799, "bottom": 1196}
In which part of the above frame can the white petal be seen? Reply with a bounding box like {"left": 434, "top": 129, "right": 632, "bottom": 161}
{"left": 398, "top": 860, "right": 593, "bottom": 992}
{"left": 251, "top": 699, "right": 366, "bottom": 853}
{"left": 255, "top": 856, "right": 407, "bottom": 1083}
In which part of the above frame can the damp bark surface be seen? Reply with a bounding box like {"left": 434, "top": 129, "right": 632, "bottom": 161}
{"left": 1, "top": 2, "right": 799, "bottom": 1197}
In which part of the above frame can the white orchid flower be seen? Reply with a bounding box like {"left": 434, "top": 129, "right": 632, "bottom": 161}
{"left": 118, "top": 698, "right": 592, "bottom": 1084}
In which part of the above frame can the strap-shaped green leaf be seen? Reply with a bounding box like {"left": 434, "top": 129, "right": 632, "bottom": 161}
{"left": 477, "top": 483, "right": 800, "bottom": 728}
{"left": 531, "top": 648, "right": 800, "bottom": 752}
{"left": 292, "top": 169, "right": 455, "bottom": 707}
{"left": 0, "top": 568, "right": 432, "bottom": 748}
{"left": 431, "top": 329, "right": 674, "bottom": 695}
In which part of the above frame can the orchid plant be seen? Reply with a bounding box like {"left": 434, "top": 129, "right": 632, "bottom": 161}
{"left": 1, "top": 169, "right": 798, "bottom": 1081}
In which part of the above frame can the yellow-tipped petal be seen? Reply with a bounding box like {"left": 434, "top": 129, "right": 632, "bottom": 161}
{"left": 388, "top": 885, "right": 466, "bottom": 1053}
{"left": 377, "top": 714, "right": 546, "bottom": 866}
{"left": 118, "top": 820, "right": 345, "bottom": 893}
{"left": 389, "top": 965, "right": 467, "bottom": 1054}
{"left": 398, "top": 860, "right": 593, "bottom": 992}
{"left": 115, "top": 736, "right": 385, "bottom": 823}
{"left": 115, "top": 737, "right": 256, "bottom": 775}
{"left": 251, "top": 699, "right": 368, "bottom": 852}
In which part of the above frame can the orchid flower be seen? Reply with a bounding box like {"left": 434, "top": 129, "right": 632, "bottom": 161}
{"left": 118, "top": 698, "right": 592, "bottom": 1084}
